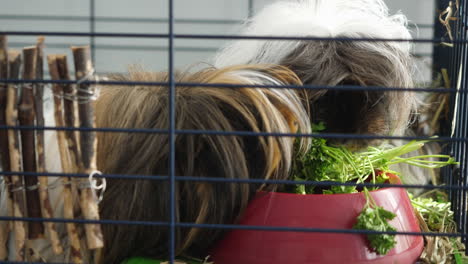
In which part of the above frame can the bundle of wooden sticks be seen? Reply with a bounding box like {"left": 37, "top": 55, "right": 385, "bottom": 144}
{"left": 0, "top": 35, "right": 103, "bottom": 263}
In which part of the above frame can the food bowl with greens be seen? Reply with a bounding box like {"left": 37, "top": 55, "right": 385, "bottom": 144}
{"left": 211, "top": 128, "right": 458, "bottom": 264}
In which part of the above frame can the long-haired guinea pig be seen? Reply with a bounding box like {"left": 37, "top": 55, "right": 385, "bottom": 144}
{"left": 214, "top": 0, "right": 419, "bottom": 150}
{"left": 95, "top": 64, "right": 311, "bottom": 263}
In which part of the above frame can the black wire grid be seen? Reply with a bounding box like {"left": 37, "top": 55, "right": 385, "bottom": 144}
{"left": 431, "top": 0, "right": 468, "bottom": 248}
{"left": 459, "top": 0, "right": 467, "bottom": 243}
{"left": 0, "top": 0, "right": 468, "bottom": 263}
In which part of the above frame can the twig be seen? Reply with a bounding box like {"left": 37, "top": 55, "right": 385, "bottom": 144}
{"left": 56, "top": 55, "right": 81, "bottom": 172}
{"left": 0, "top": 35, "right": 9, "bottom": 175}
{"left": 47, "top": 54, "right": 83, "bottom": 263}
{"left": 6, "top": 50, "right": 27, "bottom": 261}
{"left": 56, "top": 54, "right": 86, "bottom": 262}
{"left": 35, "top": 38, "right": 63, "bottom": 255}
{"left": 19, "top": 46, "right": 44, "bottom": 240}
{"left": 439, "top": 1, "right": 458, "bottom": 42}
{"left": 72, "top": 45, "right": 103, "bottom": 250}
{"left": 0, "top": 35, "right": 10, "bottom": 261}
{"left": 429, "top": 69, "right": 451, "bottom": 131}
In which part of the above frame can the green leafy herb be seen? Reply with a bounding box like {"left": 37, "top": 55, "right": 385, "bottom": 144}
{"left": 353, "top": 188, "right": 397, "bottom": 255}
{"left": 291, "top": 124, "right": 459, "bottom": 256}
{"left": 293, "top": 137, "right": 458, "bottom": 195}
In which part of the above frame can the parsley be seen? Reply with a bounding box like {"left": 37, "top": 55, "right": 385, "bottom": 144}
{"left": 293, "top": 137, "right": 458, "bottom": 195}
{"left": 291, "top": 125, "right": 458, "bottom": 255}
{"left": 353, "top": 188, "right": 397, "bottom": 255}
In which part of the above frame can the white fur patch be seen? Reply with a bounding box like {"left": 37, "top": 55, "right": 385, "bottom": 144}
{"left": 213, "top": 0, "right": 412, "bottom": 67}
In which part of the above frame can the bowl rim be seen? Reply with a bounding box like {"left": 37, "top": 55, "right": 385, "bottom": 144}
{"left": 262, "top": 186, "right": 397, "bottom": 196}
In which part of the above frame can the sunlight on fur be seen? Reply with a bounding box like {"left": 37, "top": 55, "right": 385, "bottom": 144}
{"left": 95, "top": 64, "right": 311, "bottom": 263}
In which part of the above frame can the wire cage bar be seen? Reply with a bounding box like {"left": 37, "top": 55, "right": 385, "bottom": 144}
{"left": 0, "top": 0, "right": 467, "bottom": 263}
{"left": 434, "top": 0, "right": 468, "bottom": 251}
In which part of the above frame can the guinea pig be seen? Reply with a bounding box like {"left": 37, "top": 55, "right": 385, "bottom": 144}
{"left": 95, "top": 64, "right": 311, "bottom": 263}
{"left": 213, "top": 0, "right": 419, "bottom": 150}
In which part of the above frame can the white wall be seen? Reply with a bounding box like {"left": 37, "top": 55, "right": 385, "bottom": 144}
{"left": 0, "top": 0, "right": 435, "bottom": 82}
{"left": 386, "top": 0, "right": 435, "bottom": 83}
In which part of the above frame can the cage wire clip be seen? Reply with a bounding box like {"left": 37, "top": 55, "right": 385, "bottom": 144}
{"left": 53, "top": 68, "right": 102, "bottom": 103}
{"left": 76, "top": 68, "right": 101, "bottom": 103}
{"left": 1, "top": 174, "right": 100, "bottom": 192}
{"left": 22, "top": 83, "right": 34, "bottom": 90}
{"left": 86, "top": 170, "right": 107, "bottom": 203}
{"left": 1, "top": 171, "right": 106, "bottom": 204}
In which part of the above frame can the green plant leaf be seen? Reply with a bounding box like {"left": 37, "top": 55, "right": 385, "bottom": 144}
{"left": 353, "top": 197, "right": 397, "bottom": 255}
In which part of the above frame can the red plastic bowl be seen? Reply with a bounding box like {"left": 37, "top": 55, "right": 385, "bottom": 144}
{"left": 210, "top": 183, "right": 423, "bottom": 264}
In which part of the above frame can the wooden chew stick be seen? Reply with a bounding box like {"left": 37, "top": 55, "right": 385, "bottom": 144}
{"left": 56, "top": 55, "right": 85, "bottom": 261}
{"left": 19, "top": 47, "right": 44, "bottom": 239}
{"left": 0, "top": 35, "right": 10, "bottom": 261}
{"left": 72, "top": 46, "right": 103, "bottom": 250}
{"left": 35, "top": 38, "right": 63, "bottom": 255}
{"left": 47, "top": 54, "right": 83, "bottom": 263}
{"left": 6, "top": 50, "right": 27, "bottom": 261}
{"left": 56, "top": 55, "right": 81, "bottom": 174}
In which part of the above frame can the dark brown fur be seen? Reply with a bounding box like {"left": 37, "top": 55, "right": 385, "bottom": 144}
{"left": 95, "top": 65, "right": 310, "bottom": 263}
{"left": 281, "top": 41, "right": 417, "bottom": 149}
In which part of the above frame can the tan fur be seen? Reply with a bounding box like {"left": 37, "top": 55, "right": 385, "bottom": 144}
{"left": 94, "top": 65, "right": 311, "bottom": 263}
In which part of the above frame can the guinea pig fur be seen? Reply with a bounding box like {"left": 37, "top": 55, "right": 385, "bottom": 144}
{"left": 95, "top": 64, "right": 311, "bottom": 263}
{"left": 213, "top": 0, "right": 419, "bottom": 150}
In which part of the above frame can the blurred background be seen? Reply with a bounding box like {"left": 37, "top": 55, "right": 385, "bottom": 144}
{"left": 0, "top": 0, "right": 436, "bottom": 83}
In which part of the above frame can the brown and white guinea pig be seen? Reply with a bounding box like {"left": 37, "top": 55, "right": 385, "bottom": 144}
{"left": 213, "top": 0, "right": 419, "bottom": 150}
{"left": 94, "top": 64, "right": 311, "bottom": 263}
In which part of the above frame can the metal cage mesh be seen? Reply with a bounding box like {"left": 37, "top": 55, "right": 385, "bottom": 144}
{"left": 0, "top": 0, "right": 467, "bottom": 263}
